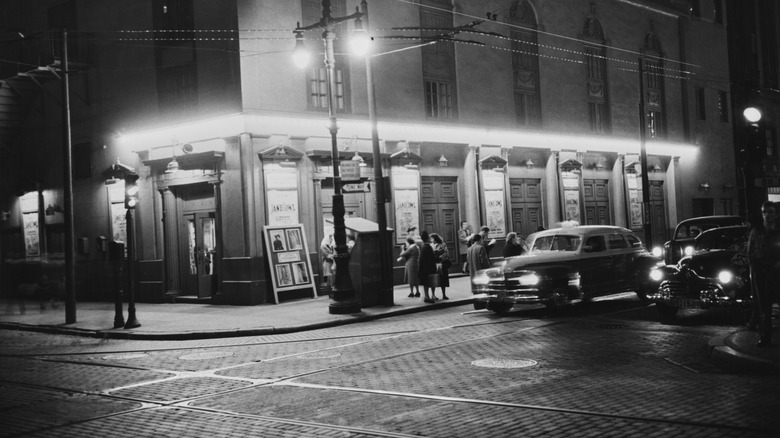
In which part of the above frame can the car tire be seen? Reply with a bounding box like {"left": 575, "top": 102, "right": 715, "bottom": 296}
{"left": 487, "top": 302, "right": 512, "bottom": 314}
{"left": 545, "top": 287, "right": 568, "bottom": 309}
{"left": 473, "top": 301, "right": 487, "bottom": 310}
{"left": 656, "top": 303, "right": 678, "bottom": 320}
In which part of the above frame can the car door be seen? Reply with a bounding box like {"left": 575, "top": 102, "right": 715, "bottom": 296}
{"left": 577, "top": 234, "right": 611, "bottom": 297}
{"left": 605, "top": 232, "right": 631, "bottom": 291}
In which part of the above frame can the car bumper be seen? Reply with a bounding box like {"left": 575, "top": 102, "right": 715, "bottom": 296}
{"left": 650, "top": 280, "right": 750, "bottom": 309}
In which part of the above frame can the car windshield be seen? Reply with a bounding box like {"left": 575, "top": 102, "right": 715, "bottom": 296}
{"left": 674, "top": 223, "right": 721, "bottom": 240}
{"left": 697, "top": 229, "right": 748, "bottom": 251}
{"left": 531, "top": 235, "right": 581, "bottom": 252}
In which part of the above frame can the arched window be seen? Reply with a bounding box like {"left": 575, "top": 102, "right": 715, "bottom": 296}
{"left": 581, "top": 4, "right": 610, "bottom": 134}
{"left": 508, "top": 0, "right": 541, "bottom": 128}
{"left": 642, "top": 22, "right": 666, "bottom": 139}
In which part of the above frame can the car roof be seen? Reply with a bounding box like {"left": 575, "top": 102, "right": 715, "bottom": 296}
{"left": 696, "top": 224, "right": 749, "bottom": 239}
{"left": 675, "top": 215, "right": 743, "bottom": 228}
{"left": 531, "top": 225, "right": 634, "bottom": 238}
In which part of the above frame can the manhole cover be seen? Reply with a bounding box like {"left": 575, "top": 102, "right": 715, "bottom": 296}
{"left": 297, "top": 351, "right": 342, "bottom": 359}
{"left": 178, "top": 351, "right": 234, "bottom": 361}
{"left": 102, "top": 353, "right": 149, "bottom": 360}
{"left": 594, "top": 323, "right": 626, "bottom": 329}
{"left": 472, "top": 358, "right": 537, "bottom": 369}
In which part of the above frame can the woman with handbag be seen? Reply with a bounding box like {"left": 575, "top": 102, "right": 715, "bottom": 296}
{"left": 397, "top": 236, "right": 421, "bottom": 298}
{"left": 418, "top": 231, "right": 438, "bottom": 303}
{"left": 431, "top": 233, "right": 450, "bottom": 300}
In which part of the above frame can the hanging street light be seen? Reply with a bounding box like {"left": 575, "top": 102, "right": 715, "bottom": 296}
{"left": 293, "top": 0, "right": 363, "bottom": 314}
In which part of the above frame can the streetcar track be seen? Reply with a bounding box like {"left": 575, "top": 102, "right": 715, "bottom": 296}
{"left": 4, "top": 301, "right": 764, "bottom": 437}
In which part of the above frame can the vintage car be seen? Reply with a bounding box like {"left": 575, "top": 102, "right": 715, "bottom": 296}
{"left": 471, "top": 225, "right": 661, "bottom": 313}
{"left": 658, "top": 215, "right": 744, "bottom": 265}
{"left": 648, "top": 225, "right": 751, "bottom": 320}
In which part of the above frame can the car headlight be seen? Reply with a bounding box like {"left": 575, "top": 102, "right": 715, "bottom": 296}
{"left": 649, "top": 268, "right": 663, "bottom": 282}
{"left": 684, "top": 246, "right": 694, "bottom": 256}
{"left": 652, "top": 246, "right": 663, "bottom": 257}
{"left": 517, "top": 273, "right": 540, "bottom": 286}
{"left": 472, "top": 273, "right": 490, "bottom": 286}
{"left": 717, "top": 270, "right": 733, "bottom": 284}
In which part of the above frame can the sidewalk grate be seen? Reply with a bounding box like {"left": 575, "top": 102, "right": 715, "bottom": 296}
{"left": 471, "top": 358, "right": 537, "bottom": 369}
{"left": 178, "top": 351, "right": 234, "bottom": 361}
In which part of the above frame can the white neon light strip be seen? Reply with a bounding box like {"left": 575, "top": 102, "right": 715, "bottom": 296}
{"left": 117, "top": 113, "right": 697, "bottom": 158}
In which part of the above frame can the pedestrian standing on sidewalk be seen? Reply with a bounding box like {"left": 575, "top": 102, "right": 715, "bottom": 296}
{"left": 457, "top": 221, "right": 472, "bottom": 273}
{"left": 418, "top": 231, "right": 439, "bottom": 303}
{"left": 747, "top": 201, "right": 780, "bottom": 347}
{"left": 431, "top": 233, "right": 450, "bottom": 300}
{"left": 503, "top": 232, "right": 525, "bottom": 258}
{"left": 397, "top": 236, "right": 420, "bottom": 298}
{"left": 476, "top": 226, "right": 496, "bottom": 258}
{"left": 466, "top": 233, "right": 490, "bottom": 278}
{"left": 320, "top": 233, "right": 335, "bottom": 291}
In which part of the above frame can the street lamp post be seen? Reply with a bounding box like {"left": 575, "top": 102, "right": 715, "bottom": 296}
{"left": 742, "top": 107, "right": 762, "bottom": 223}
{"left": 295, "top": 0, "right": 362, "bottom": 314}
{"left": 358, "top": 0, "right": 393, "bottom": 306}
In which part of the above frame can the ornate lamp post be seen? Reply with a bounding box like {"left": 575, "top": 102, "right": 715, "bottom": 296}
{"left": 294, "top": 0, "right": 362, "bottom": 314}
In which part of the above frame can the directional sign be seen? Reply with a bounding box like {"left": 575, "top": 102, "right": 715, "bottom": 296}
{"left": 343, "top": 181, "right": 370, "bottom": 193}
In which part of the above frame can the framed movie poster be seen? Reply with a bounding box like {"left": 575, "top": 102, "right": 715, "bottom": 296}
{"left": 263, "top": 224, "right": 316, "bottom": 303}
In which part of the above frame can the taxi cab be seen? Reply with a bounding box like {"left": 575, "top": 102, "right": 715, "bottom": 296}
{"left": 472, "top": 225, "right": 661, "bottom": 313}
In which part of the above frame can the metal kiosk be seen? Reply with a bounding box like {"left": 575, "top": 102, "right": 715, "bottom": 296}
{"left": 327, "top": 217, "right": 393, "bottom": 307}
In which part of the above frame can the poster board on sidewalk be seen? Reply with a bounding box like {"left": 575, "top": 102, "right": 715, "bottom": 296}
{"left": 263, "top": 224, "right": 317, "bottom": 303}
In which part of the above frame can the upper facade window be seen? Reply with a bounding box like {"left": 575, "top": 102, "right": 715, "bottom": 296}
{"left": 509, "top": 0, "right": 541, "bottom": 128}
{"left": 582, "top": 6, "right": 610, "bottom": 134}
{"left": 302, "top": 0, "right": 350, "bottom": 113}
{"left": 420, "top": 0, "right": 457, "bottom": 120}
{"left": 642, "top": 24, "right": 666, "bottom": 139}
{"left": 153, "top": 0, "right": 198, "bottom": 114}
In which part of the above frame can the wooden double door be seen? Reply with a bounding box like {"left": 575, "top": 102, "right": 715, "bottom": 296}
{"left": 177, "top": 183, "right": 218, "bottom": 299}
{"left": 510, "top": 178, "right": 542, "bottom": 237}
{"left": 421, "top": 177, "right": 458, "bottom": 262}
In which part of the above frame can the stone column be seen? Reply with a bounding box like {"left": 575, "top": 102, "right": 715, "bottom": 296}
{"left": 463, "top": 145, "right": 480, "bottom": 231}
{"left": 545, "top": 152, "right": 560, "bottom": 227}
{"left": 239, "top": 133, "right": 257, "bottom": 257}
{"left": 612, "top": 154, "right": 627, "bottom": 227}
{"left": 160, "top": 187, "right": 180, "bottom": 295}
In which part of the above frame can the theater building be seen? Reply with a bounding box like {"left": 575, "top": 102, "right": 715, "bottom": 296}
{"left": 0, "top": 0, "right": 738, "bottom": 305}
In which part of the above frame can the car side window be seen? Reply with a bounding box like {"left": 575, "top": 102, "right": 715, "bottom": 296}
{"left": 584, "top": 236, "right": 606, "bottom": 253}
{"left": 626, "top": 234, "right": 642, "bottom": 248}
{"left": 607, "top": 233, "right": 628, "bottom": 249}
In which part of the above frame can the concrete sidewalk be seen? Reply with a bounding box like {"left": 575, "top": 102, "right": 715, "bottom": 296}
{"left": 0, "top": 276, "right": 476, "bottom": 340}
{"left": 1, "top": 275, "right": 778, "bottom": 373}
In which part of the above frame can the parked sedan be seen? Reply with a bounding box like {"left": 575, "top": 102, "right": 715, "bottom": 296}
{"left": 658, "top": 215, "right": 744, "bottom": 265}
{"left": 472, "top": 225, "right": 661, "bottom": 313}
{"left": 648, "top": 225, "right": 751, "bottom": 320}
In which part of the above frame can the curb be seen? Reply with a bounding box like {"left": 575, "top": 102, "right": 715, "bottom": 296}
{"left": 0, "top": 298, "right": 473, "bottom": 341}
{"left": 708, "top": 334, "right": 780, "bottom": 374}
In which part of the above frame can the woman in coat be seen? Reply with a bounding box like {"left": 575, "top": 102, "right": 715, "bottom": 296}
{"left": 502, "top": 232, "right": 525, "bottom": 258}
{"left": 418, "top": 231, "right": 439, "bottom": 303}
{"left": 397, "top": 236, "right": 421, "bottom": 297}
{"left": 431, "top": 233, "right": 450, "bottom": 300}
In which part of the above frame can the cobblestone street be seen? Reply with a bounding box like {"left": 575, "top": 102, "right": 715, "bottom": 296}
{"left": 1, "top": 297, "right": 778, "bottom": 437}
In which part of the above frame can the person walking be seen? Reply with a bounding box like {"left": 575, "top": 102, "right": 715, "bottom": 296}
{"left": 418, "top": 231, "right": 438, "bottom": 303}
{"left": 397, "top": 236, "right": 421, "bottom": 298}
{"left": 503, "top": 232, "right": 526, "bottom": 258}
{"left": 431, "top": 233, "right": 450, "bottom": 300}
{"left": 466, "top": 233, "right": 491, "bottom": 278}
{"left": 457, "top": 221, "right": 472, "bottom": 273}
{"left": 747, "top": 201, "right": 780, "bottom": 347}
{"left": 477, "top": 226, "right": 496, "bottom": 257}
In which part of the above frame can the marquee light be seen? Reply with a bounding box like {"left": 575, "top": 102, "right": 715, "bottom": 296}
{"left": 116, "top": 113, "right": 698, "bottom": 159}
